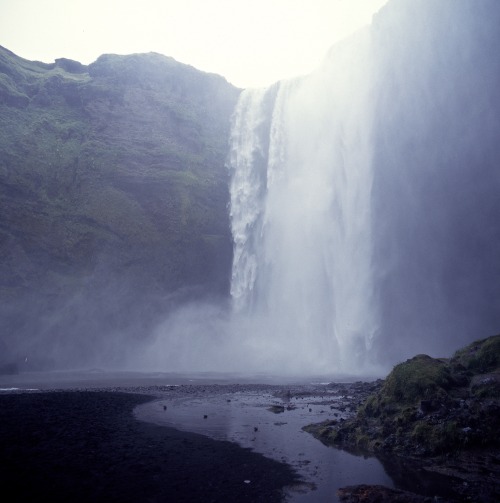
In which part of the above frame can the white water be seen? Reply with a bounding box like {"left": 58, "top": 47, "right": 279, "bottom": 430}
{"left": 228, "top": 30, "right": 380, "bottom": 374}
{"left": 137, "top": 1, "right": 500, "bottom": 376}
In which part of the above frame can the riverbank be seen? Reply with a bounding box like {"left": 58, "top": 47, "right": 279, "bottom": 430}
{"left": 0, "top": 380, "right": 396, "bottom": 503}
{"left": 0, "top": 379, "right": 459, "bottom": 502}
{"left": 3, "top": 341, "right": 498, "bottom": 503}
{"left": 0, "top": 390, "right": 299, "bottom": 502}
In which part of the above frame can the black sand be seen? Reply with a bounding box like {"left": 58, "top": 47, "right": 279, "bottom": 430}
{"left": 0, "top": 391, "right": 299, "bottom": 502}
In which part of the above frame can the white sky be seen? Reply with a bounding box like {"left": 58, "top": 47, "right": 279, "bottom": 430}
{"left": 0, "top": 0, "right": 389, "bottom": 88}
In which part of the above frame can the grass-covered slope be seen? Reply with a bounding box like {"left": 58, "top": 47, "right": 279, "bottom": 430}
{"left": 306, "top": 335, "right": 500, "bottom": 457}
{"left": 0, "top": 46, "right": 240, "bottom": 368}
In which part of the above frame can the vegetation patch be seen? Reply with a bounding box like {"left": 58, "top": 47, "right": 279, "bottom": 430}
{"left": 0, "top": 45, "right": 240, "bottom": 369}
{"left": 305, "top": 335, "right": 500, "bottom": 458}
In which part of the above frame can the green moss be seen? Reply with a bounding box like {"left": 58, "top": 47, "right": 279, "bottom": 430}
{"left": 0, "top": 44, "right": 239, "bottom": 343}
{"left": 359, "top": 395, "right": 380, "bottom": 417}
{"left": 359, "top": 355, "right": 452, "bottom": 420}
{"left": 451, "top": 334, "right": 500, "bottom": 373}
{"left": 382, "top": 354, "right": 454, "bottom": 404}
{"left": 412, "top": 420, "right": 462, "bottom": 455}
{"left": 306, "top": 335, "right": 500, "bottom": 458}
{"left": 411, "top": 422, "right": 433, "bottom": 443}
{"left": 354, "top": 432, "right": 371, "bottom": 449}
{"left": 470, "top": 373, "right": 500, "bottom": 398}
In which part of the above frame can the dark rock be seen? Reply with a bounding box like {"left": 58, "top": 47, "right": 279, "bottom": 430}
{"left": 268, "top": 405, "right": 285, "bottom": 414}
{"left": 337, "top": 484, "right": 439, "bottom": 502}
{"left": 419, "top": 400, "right": 439, "bottom": 415}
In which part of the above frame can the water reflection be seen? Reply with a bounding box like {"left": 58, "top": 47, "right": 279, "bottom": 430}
{"left": 135, "top": 389, "right": 394, "bottom": 502}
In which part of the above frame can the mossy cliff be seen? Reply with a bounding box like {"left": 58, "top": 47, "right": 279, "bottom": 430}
{"left": 0, "top": 46, "right": 240, "bottom": 368}
{"left": 305, "top": 335, "right": 500, "bottom": 457}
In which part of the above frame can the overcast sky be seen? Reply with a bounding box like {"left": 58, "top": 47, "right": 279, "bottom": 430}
{"left": 0, "top": 0, "right": 389, "bottom": 88}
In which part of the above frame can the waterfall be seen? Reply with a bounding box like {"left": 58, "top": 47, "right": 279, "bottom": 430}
{"left": 228, "top": 87, "right": 270, "bottom": 312}
{"left": 228, "top": 29, "right": 379, "bottom": 373}
{"left": 141, "top": 0, "right": 500, "bottom": 376}
{"left": 227, "top": 0, "right": 500, "bottom": 373}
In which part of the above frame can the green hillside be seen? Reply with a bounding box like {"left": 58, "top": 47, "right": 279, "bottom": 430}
{"left": 0, "top": 46, "right": 240, "bottom": 368}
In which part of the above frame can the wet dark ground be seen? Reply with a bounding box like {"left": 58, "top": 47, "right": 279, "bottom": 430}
{"left": 0, "top": 371, "right": 466, "bottom": 502}
{"left": 0, "top": 390, "right": 299, "bottom": 503}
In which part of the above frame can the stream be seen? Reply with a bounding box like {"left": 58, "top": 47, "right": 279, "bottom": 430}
{"left": 134, "top": 384, "right": 394, "bottom": 502}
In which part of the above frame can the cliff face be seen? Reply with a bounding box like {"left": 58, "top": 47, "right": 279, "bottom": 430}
{"left": 370, "top": 0, "right": 500, "bottom": 361}
{"left": 0, "top": 47, "right": 240, "bottom": 368}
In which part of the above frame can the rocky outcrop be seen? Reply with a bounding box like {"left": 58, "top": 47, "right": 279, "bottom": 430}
{"left": 307, "top": 335, "right": 500, "bottom": 457}
{"left": 305, "top": 335, "right": 500, "bottom": 501}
